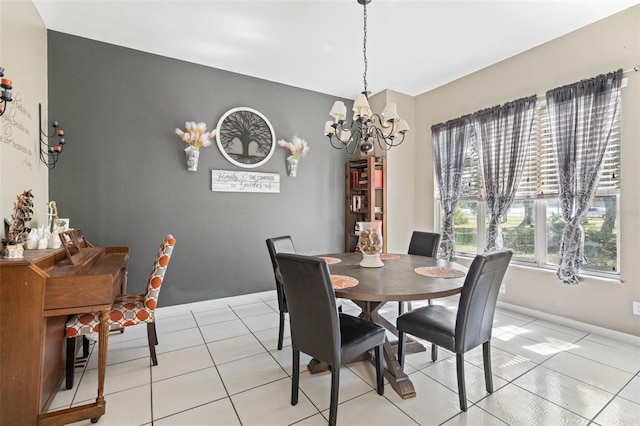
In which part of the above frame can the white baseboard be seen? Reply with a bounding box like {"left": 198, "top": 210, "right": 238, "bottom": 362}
{"left": 157, "top": 292, "right": 639, "bottom": 347}
{"left": 497, "top": 301, "right": 640, "bottom": 347}
{"left": 157, "top": 290, "right": 276, "bottom": 316}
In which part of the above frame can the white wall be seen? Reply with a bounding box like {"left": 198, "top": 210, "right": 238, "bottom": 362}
{"left": 0, "top": 1, "right": 48, "bottom": 231}
{"left": 369, "top": 89, "right": 418, "bottom": 254}
{"left": 410, "top": 5, "right": 640, "bottom": 335}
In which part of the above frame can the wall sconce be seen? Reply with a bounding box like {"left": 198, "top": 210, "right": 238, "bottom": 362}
{"left": 0, "top": 66, "right": 13, "bottom": 118}
{"left": 39, "top": 103, "right": 66, "bottom": 169}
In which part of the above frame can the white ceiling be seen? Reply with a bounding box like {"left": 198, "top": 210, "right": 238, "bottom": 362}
{"left": 32, "top": 0, "right": 639, "bottom": 98}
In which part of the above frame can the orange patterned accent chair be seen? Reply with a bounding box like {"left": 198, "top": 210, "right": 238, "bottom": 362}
{"left": 64, "top": 234, "right": 175, "bottom": 389}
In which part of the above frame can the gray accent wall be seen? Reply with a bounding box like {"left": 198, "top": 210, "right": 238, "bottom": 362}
{"left": 48, "top": 31, "right": 350, "bottom": 307}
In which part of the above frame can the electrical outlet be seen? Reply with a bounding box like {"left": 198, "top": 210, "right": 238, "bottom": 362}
{"left": 633, "top": 301, "right": 640, "bottom": 316}
{"left": 499, "top": 284, "right": 506, "bottom": 294}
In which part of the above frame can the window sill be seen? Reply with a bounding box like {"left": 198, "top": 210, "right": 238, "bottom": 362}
{"left": 453, "top": 253, "right": 623, "bottom": 285}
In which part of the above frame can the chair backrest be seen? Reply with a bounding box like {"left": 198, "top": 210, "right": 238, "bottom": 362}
{"left": 408, "top": 231, "right": 441, "bottom": 258}
{"left": 276, "top": 253, "right": 340, "bottom": 366}
{"left": 266, "top": 236, "right": 296, "bottom": 309}
{"left": 143, "top": 234, "right": 176, "bottom": 311}
{"left": 455, "top": 250, "right": 512, "bottom": 353}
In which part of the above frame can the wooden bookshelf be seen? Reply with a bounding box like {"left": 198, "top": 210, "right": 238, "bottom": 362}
{"left": 345, "top": 156, "right": 387, "bottom": 252}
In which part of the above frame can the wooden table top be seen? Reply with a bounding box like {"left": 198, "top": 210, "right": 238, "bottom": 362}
{"left": 319, "top": 252, "right": 466, "bottom": 303}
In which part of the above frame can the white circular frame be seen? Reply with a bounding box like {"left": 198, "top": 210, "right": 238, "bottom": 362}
{"left": 215, "top": 107, "right": 276, "bottom": 169}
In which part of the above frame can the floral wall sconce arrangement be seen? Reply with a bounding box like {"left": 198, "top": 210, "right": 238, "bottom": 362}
{"left": 175, "top": 121, "right": 216, "bottom": 171}
{"left": 277, "top": 135, "right": 309, "bottom": 177}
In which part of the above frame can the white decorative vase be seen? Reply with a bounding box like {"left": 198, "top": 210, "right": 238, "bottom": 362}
{"left": 286, "top": 156, "right": 298, "bottom": 177}
{"left": 357, "top": 221, "right": 384, "bottom": 268}
{"left": 185, "top": 147, "right": 200, "bottom": 172}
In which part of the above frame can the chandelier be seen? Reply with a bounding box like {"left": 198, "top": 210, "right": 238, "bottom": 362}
{"left": 324, "top": 0, "right": 410, "bottom": 155}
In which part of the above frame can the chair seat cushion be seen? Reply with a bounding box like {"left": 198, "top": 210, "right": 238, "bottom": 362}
{"left": 339, "top": 313, "right": 385, "bottom": 363}
{"left": 397, "top": 305, "right": 456, "bottom": 352}
{"left": 65, "top": 294, "right": 154, "bottom": 337}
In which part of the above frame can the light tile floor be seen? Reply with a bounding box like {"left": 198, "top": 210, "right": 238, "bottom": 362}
{"left": 50, "top": 291, "right": 640, "bottom": 425}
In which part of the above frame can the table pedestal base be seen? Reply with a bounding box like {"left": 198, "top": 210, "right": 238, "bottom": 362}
{"left": 306, "top": 300, "right": 423, "bottom": 399}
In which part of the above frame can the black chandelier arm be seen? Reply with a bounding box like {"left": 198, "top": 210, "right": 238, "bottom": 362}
{"left": 373, "top": 129, "right": 407, "bottom": 150}
{"left": 370, "top": 113, "right": 396, "bottom": 130}
{"left": 328, "top": 136, "right": 359, "bottom": 155}
{"left": 329, "top": 120, "right": 370, "bottom": 153}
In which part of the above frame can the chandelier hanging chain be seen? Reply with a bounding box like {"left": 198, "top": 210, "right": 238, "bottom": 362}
{"left": 362, "top": 2, "right": 368, "bottom": 95}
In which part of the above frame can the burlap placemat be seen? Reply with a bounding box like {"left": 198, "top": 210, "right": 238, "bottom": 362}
{"left": 415, "top": 266, "right": 465, "bottom": 278}
{"left": 320, "top": 256, "right": 342, "bottom": 265}
{"left": 331, "top": 275, "right": 359, "bottom": 289}
{"left": 379, "top": 253, "right": 400, "bottom": 260}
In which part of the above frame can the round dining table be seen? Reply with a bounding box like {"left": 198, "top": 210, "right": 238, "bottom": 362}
{"left": 315, "top": 252, "right": 468, "bottom": 399}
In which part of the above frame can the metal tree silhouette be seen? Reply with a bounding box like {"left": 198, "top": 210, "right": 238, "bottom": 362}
{"left": 219, "top": 110, "right": 272, "bottom": 164}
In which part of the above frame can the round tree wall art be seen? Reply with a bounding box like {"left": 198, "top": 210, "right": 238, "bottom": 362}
{"left": 216, "top": 107, "right": 276, "bottom": 168}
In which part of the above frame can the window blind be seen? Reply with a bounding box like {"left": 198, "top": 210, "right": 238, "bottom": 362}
{"left": 536, "top": 99, "right": 621, "bottom": 197}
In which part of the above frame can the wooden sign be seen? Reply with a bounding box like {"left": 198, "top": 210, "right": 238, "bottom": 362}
{"left": 211, "top": 169, "right": 280, "bottom": 193}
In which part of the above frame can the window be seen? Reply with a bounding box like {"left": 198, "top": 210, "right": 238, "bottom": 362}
{"left": 436, "top": 97, "right": 621, "bottom": 278}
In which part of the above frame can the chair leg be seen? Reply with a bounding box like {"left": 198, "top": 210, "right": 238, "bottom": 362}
{"left": 375, "top": 344, "right": 384, "bottom": 395}
{"left": 277, "top": 311, "right": 285, "bottom": 350}
{"left": 398, "top": 301, "right": 404, "bottom": 315}
{"left": 483, "top": 341, "right": 494, "bottom": 393}
{"left": 456, "top": 353, "right": 468, "bottom": 411}
{"left": 147, "top": 322, "right": 158, "bottom": 366}
{"left": 291, "top": 349, "right": 300, "bottom": 405}
{"left": 329, "top": 366, "right": 340, "bottom": 426}
{"left": 65, "top": 337, "right": 76, "bottom": 390}
{"left": 397, "top": 331, "right": 406, "bottom": 369}
{"left": 431, "top": 344, "right": 438, "bottom": 362}
{"left": 82, "top": 335, "right": 90, "bottom": 358}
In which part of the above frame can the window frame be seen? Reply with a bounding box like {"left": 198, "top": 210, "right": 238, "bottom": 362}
{"left": 434, "top": 98, "right": 621, "bottom": 280}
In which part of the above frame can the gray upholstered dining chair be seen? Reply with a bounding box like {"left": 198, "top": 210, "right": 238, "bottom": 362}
{"left": 399, "top": 231, "right": 441, "bottom": 315}
{"left": 266, "top": 236, "right": 296, "bottom": 350}
{"left": 396, "top": 250, "right": 512, "bottom": 412}
{"left": 276, "top": 253, "right": 385, "bottom": 426}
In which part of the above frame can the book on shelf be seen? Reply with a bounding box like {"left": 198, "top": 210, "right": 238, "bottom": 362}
{"left": 351, "top": 195, "right": 365, "bottom": 212}
{"left": 351, "top": 169, "right": 383, "bottom": 188}
{"left": 350, "top": 171, "right": 361, "bottom": 188}
{"left": 374, "top": 170, "right": 383, "bottom": 188}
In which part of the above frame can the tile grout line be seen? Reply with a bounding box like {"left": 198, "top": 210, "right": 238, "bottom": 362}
{"left": 192, "top": 305, "right": 244, "bottom": 425}
{"left": 230, "top": 299, "right": 329, "bottom": 423}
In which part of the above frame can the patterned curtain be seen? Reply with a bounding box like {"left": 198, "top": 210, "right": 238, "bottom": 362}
{"left": 473, "top": 96, "right": 537, "bottom": 252}
{"left": 432, "top": 117, "right": 471, "bottom": 261}
{"left": 547, "top": 69, "right": 622, "bottom": 284}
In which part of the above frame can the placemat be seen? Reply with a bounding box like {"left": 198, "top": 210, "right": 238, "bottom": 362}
{"left": 320, "top": 256, "right": 342, "bottom": 265}
{"left": 415, "top": 266, "right": 466, "bottom": 278}
{"left": 331, "top": 275, "right": 359, "bottom": 289}
{"left": 379, "top": 253, "right": 400, "bottom": 260}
